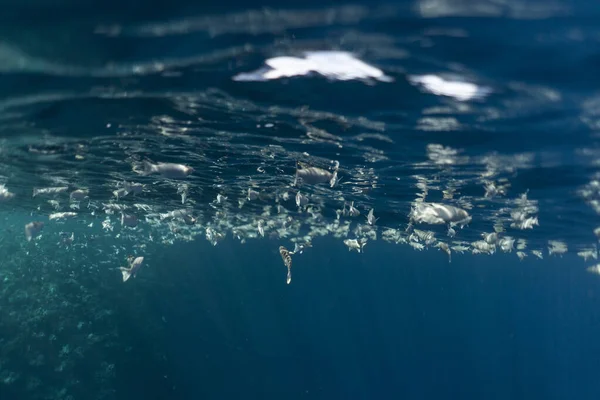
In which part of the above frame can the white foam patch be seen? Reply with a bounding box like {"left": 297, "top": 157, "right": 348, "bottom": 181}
{"left": 233, "top": 51, "right": 393, "bottom": 83}
{"left": 409, "top": 74, "right": 491, "bottom": 101}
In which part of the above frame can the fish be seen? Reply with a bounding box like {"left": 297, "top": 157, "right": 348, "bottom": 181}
{"left": 366, "top": 208, "right": 378, "bottom": 226}
{"left": 120, "top": 213, "right": 138, "bottom": 227}
{"left": 124, "top": 182, "right": 144, "bottom": 195}
{"left": 25, "top": 221, "right": 44, "bottom": 241}
{"left": 32, "top": 186, "right": 69, "bottom": 197}
{"left": 119, "top": 256, "right": 145, "bottom": 282}
{"left": 345, "top": 201, "right": 360, "bottom": 217}
{"left": 70, "top": 189, "right": 89, "bottom": 202}
{"left": 295, "top": 191, "right": 309, "bottom": 208}
{"left": 247, "top": 188, "right": 260, "bottom": 201}
{"left": 159, "top": 209, "right": 195, "bottom": 225}
{"left": 177, "top": 184, "right": 189, "bottom": 204}
{"left": 410, "top": 202, "right": 471, "bottom": 226}
{"left": 113, "top": 188, "right": 128, "bottom": 199}
{"left": 279, "top": 246, "right": 293, "bottom": 284}
{"left": 216, "top": 194, "right": 227, "bottom": 204}
{"left": 294, "top": 162, "right": 334, "bottom": 186}
{"left": 49, "top": 212, "right": 78, "bottom": 220}
{"left": 143, "top": 161, "right": 194, "bottom": 179}
{"left": 0, "top": 185, "right": 15, "bottom": 201}
{"left": 344, "top": 238, "right": 367, "bottom": 253}
{"left": 586, "top": 265, "right": 600, "bottom": 275}
{"left": 436, "top": 242, "right": 452, "bottom": 263}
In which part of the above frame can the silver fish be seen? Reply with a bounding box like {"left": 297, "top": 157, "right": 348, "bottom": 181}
{"left": 121, "top": 213, "right": 138, "bottom": 227}
{"left": 247, "top": 188, "right": 259, "bottom": 201}
{"left": 33, "top": 186, "right": 69, "bottom": 197}
{"left": 124, "top": 181, "right": 144, "bottom": 195}
{"left": 344, "top": 238, "right": 366, "bottom": 253}
{"left": 120, "top": 256, "right": 144, "bottom": 282}
{"left": 49, "top": 212, "right": 78, "bottom": 220}
{"left": 410, "top": 202, "right": 471, "bottom": 226}
{"left": 295, "top": 191, "right": 309, "bottom": 208}
{"left": 143, "top": 161, "right": 194, "bottom": 179}
{"left": 346, "top": 201, "right": 360, "bottom": 217}
{"left": 366, "top": 208, "right": 378, "bottom": 226}
{"left": 177, "top": 184, "right": 189, "bottom": 204}
{"left": 279, "top": 246, "right": 292, "bottom": 284}
{"left": 294, "top": 162, "right": 334, "bottom": 186}
{"left": 0, "top": 185, "right": 15, "bottom": 201}
{"left": 25, "top": 221, "right": 44, "bottom": 241}
{"left": 113, "top": 188, "right": 129, "bottom": 199}
{"left": 70, "top": 189, "right": 89, "bottom": 201}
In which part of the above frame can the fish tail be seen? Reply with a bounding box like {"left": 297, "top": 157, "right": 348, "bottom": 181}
{"left": 32, "top": 188, "right": 39, "bottom": 198}
{"left": 120, "top": 267, "right": 131, "bottom": 282}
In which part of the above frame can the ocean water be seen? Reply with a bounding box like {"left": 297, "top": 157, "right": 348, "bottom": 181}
{"left": 2, "top": 0, "right": 600, "bottom": 399}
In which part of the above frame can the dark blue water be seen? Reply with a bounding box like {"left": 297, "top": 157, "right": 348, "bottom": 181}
{"left": 1, "top": 0, "right": 600, "bottom": 399}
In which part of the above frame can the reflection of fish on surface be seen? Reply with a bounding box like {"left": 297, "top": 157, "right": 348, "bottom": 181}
{"left": 120, "top": 256, "right": 144, "bottom": 282}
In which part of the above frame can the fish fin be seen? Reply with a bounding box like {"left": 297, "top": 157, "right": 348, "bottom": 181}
{"left": 120, "top": 267, "right": 131, "bottom": 282}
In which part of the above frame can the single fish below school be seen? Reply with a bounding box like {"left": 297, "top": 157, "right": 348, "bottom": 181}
{"left": 120, "top": 256, "right": 145, "bottom": 282}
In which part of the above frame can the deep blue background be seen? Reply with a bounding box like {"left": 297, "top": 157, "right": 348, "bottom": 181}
{"left": 133, "top": 238, "right": 600, "bottom": 400}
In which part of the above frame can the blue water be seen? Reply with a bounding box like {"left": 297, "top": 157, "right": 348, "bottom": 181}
{"left": 2, "top": 0, "right": 600, "bottom": 399}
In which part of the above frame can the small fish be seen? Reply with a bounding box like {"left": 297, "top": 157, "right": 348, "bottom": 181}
{"left": 292, "top": 243, "right": 305, "bottom": 254}
{"left": 344, "top": 238, "right": 366, "bottom": 253}
{"left": 295, "top": 191, "right": 309, "bottom": 208}
{"left": 33, "top": 186, "right": 69, "bottom": 197}
{"left": 48, "top": 200, "right": 60, "bottom": 210}
{"left": 124, "top": 181, "right": 144, "bottom": 195}
{"left": 216, "top": 194, "right": 227, "bottom": 204}
{"left": 436, "top": 242, "right": 452, "bottom": 263}
{"left": 70, "top": 189, "right": 89, "bottom": 202}
{"left": 177, "top": 184, "right": 189, "bottom": 204}
{"left": 49, "top": 212, "right": 78, "bottom": 220}
{"left": 366, "top": 208, "right": 378, "bottom": 226}
{"left": 120, "top": 256, "right": 145, "bottom": 282}
{"left": 499, "top": 237, "right": 515, "bottom": 253}
{"left": 586, "top": 264, "right": 600, "bottom": 275}
{"left": 258, "top": 220, "right": 265, "bottom": 237}
{"left": 410, "top": 202, "right": 471, "bottom": 226}
{"left": 279, "top": 246, "right": 293, "bottom": 284}
{"left": 121, "top": 213, "right": 138, "bottom": 227}
{"left": 294, "top": 162, "right": 334, "bottom": 186}
{"left": 60, "top": 232, "right": 74, "bottom": 245}
{"left": 182, "top": 213, "right": 196, "bottom": 225}
{"left": 25, "top": 221, "right": 44, "bottom": 241}
{"left": 0, "top": 185, "right": 15, "bottom": 201}
{"left": 482, "top": 232, "right": 498, "bottom": 245}
{"left": 160, "top": 209, "right": 195, "bottom": 225}
{"left": 143, "top": 161, "right": 194, "bottom": 179}
{"left": 247, "top": 188, "right": 260, "bottom": 201}
{"left": 113, "top": 188, "right": 128, "bottom": 199}
{"left": 346, "top": 201, "right": 360, "bottom": 217}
